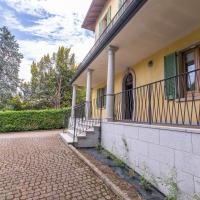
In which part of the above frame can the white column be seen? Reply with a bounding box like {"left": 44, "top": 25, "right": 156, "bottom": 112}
{"left": 106, "top": 46, "right": 118, "bottom": 121}
{"left": 85, "top": 69, "right": 93, "bottom": 119}
{"left": 71, "top": 84, "right": 77, "bottom": 118}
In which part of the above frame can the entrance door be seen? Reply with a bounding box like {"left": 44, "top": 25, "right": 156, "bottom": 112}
{"left": 123, "top": 73, "right": 133, "bottom": 120}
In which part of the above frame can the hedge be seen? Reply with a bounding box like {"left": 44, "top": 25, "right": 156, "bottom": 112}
{"left": 0, "top": 108, "right": 71, "bottom": 133}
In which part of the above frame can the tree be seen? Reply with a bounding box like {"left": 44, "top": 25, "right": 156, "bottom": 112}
{"left": 7, "top": 95, "right": 22, "bottom": 110}
{"left": 20, "top": 81, "right": 32, "bottom": 101}
{"left": 53, "top": 47, "right": 75, "bottom": 108}
{"left": 30, "top": 46, "right": 77, "bottom": 109}
{"left": 0, "top": 26, "right": 23, "bottom": 107}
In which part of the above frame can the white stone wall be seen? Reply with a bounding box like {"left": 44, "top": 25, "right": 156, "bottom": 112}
{"left": 101, "top": 121, "right": 200, "bottom": 199}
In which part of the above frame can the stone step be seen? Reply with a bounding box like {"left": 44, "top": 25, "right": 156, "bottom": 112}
{"left": 60, "top": 132, "right": 75, "bottom": 144}
{"left": 76, "top": 122, "right": 100, "bottom": 128}
{"left": 61, "top": 118, "right": 101, "bottom": 148}
{"left": 68, "top": 129, "right": 86, "bottom": 137}
{"left": 61, "top": 128, "right": 100, "bottom": 148}
{"left": 68, "top": 124, "right": 100, "bottom": 135}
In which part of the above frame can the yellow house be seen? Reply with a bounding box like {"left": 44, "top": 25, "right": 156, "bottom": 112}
{"left": 62, "top": 0, "right": 200, "bottom": 198}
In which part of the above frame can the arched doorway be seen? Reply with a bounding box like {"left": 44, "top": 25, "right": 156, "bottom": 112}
{"left": 122, "top": 72, "right": 134, "bottom": 120}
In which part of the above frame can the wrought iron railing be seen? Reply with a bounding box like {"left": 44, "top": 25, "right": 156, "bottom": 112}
{"left": 72, "top": 98, "right": 103, "bottom": 144}
{"left": 114, "top": 68, "right": 200, "bottom": 127}
{"left": 65, "top": 69, "right": 200, "bottom": 145}
{"left": 78, "top": 0, "right": 138, "bottom": 70}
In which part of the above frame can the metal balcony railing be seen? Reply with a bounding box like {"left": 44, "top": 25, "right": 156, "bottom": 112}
{"left": 78, "top": 0, "right": 138, "bottom": 70}
{"left": 114, "top": 68, "right": 200, "bottom": 128}
{"left": 65, "top": 69, "right": 200, "bottom": 147}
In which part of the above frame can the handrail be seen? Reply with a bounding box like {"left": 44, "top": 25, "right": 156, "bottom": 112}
{"left": 114, "top": 68, "right": 200, "bottom": 96}
{"left": 72, "top": 97, "right": 103, "bottom": 145}
{"left": 114, "top": 68, "right": 200, "bottom": 127}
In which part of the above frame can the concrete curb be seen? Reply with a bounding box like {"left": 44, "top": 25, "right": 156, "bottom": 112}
{"left": 68, "top": 144, "right": 137, "bottom": 200}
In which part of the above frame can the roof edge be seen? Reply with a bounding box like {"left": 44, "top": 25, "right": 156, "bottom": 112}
{"left": 71, "top": 0, "right": 147, "bottom": 85}
{"left": 82, "top": 0, "right": 107, "bottom": 31}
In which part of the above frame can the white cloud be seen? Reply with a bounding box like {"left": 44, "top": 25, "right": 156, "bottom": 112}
{"left": 18, "top": 40, "right": 63, "bottom": 81}
{"left": 5, "top": 0, "right": 92, "bottom": 17}
{"left": 2, "top": 0, "right": 94, "bottom": 81}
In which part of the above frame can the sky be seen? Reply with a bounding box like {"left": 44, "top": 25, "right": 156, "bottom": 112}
{"left": 0, "top": 0, "right": 94, "bottom": 81}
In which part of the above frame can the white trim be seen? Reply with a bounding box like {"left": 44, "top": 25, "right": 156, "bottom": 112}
{"left": 102, "top": 120, "right": 200, "bottom": 134}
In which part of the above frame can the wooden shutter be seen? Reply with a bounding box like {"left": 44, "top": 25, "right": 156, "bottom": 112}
{"left": 164, "top": 52, "right": 177, "bottom": 99}
{"left": 96, "top": 88, "right": 106, "bottom": 108}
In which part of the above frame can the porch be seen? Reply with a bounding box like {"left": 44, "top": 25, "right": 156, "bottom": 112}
{"left": 66, "top": 68, "right": 200, "bottom": 198}
{"left": 70, "top": 0, "right": 200, "bottom": 131}
{"left": 64, "top": 0, "right": 200, "bottom": 197}
{"left": 71, "top": 67, "right": 200, "bottom": 130}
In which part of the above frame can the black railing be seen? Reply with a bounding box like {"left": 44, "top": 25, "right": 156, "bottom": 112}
{"left": 72, "top": 98, "right": 103, "bottom": 144}
{"left": 66, "top": 69, "right": 200, "bottom": 146}
{"left": 114, "top": 69, "right": 200, "bottom": 128}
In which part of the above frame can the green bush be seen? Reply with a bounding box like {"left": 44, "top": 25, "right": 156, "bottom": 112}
{"left": 0, "top": 108, "right": 70, "bottom": 132}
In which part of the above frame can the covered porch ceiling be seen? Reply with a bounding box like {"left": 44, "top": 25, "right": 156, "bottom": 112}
{"left": 74, "top": 0, "right": 200, "bottom": 88}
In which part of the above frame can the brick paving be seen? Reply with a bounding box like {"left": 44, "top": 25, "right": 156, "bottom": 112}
{"left": 0, "top": 130, "right": 121, "bottom": 200}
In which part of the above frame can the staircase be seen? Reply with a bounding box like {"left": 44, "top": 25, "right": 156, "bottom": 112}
{"left": 61, "top": 118, "right": 101, "bottom": 148}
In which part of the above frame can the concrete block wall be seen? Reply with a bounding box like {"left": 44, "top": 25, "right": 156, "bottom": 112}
{"left": 101, "top": 121, "right": 200, "bottom": 199}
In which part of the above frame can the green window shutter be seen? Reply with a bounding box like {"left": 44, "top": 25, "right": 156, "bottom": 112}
{"left": 96, "top": 87, "right": 106, "bottom": 108}
{"left": 164, "top": 52, "right": 177, "bottom": 100}
{"left": 106, "top": 7, "right": 111, "bottom": 26}
{"left": 96, "top": 89, "right": 100, "bottom": 108}
{"left": 102, "top": 87, "right": 106, "bottom": 107}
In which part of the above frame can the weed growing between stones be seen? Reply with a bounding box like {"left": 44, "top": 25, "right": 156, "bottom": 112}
{"left": 163, "top": 169, "right": 179, "bottom": 200}
{"left": 194, "top": 193, "right": 200, "bottom": 200}
{"left": 140, "top": 164, "right": 153, "bottom": 192}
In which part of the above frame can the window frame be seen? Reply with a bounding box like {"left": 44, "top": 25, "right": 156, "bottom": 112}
{"left": 179, "top": 45, "right": 200, "bottom": 97}
{"left": 96, "top": 87, "right": 106, "bottom": 109}
{"left": 98, "top": 7, "right": 111, "bottom": 37}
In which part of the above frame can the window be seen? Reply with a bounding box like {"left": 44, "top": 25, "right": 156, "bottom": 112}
{"left": 164, "top": 45, "right": 200, "bottom": 99}
{"left": 182, "top": 49, "right": 197, "bottom": 91}
{"left": 98, "top": 7, "right": 111, "bottom": 37}
{"left": 96, "top": 87, "right": 106, "bottom": 108}
{"left": 180, "top": 46, "right": 200, "bottom": 96}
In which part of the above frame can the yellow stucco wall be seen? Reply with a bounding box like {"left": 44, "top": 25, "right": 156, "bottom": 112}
{"left": 95, "top": 0, "right": 119, "bottom": 40}
{"left": 93, "top": 27, "right": 200, "bottom": 96}
{"left": 91, "top": 27, "right": 200, "bottom": 121}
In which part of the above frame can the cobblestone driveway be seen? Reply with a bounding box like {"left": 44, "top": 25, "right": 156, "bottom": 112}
{"left": 0, "top": 130, "right": 120, "bottom": 200}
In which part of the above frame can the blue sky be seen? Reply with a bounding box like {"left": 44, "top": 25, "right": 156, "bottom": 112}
{"left": 0, "top": 0, "right": 94, "bottom": 81}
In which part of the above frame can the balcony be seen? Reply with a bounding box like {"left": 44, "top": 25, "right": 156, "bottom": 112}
{"left": 72, "top": 69, "right": 200, "bottom": 129}
{"left": 71, "top": 0, "right": 146, "bottom": 84}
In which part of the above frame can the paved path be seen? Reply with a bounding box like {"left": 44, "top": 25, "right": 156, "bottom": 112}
{"left": 0, "top": 130, "right": 120, "bottom": 200}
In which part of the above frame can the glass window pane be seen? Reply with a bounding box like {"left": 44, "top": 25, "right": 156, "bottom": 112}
{"left": 185, "top": 51, "right": 195, "bottom": 91}
{"left": 187, "top": 64, "right": 195, "bottom": 91}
